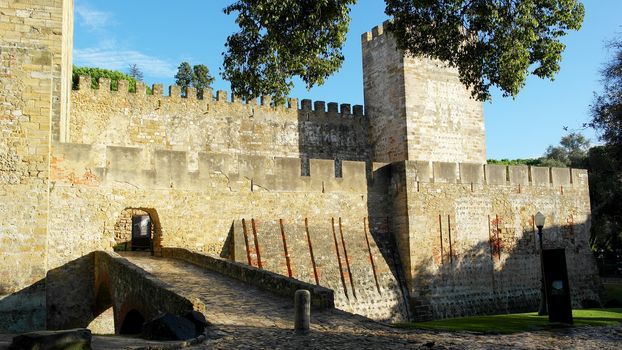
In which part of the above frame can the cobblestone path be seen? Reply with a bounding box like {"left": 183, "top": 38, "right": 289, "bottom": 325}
{"left": 124, "top": 255, "right": 622, "bottom": 350}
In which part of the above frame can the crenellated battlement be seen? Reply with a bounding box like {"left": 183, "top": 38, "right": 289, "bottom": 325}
{"left": 50, "top": 141, "right": 588, "bottom": 194}
{"left": 401, "top": 161, "right": 588, "bottom": 188}
{"left": 361, "top": 20, "right": 391, "bottom": 43}
{"left": 70, "top": 75, "right": 370, "bottom": 163}
{"left": 51, "top": 143, "right": 368, "bottom": 193}
{"left": 75, "top": 76, "right": 365, "bottom": 117}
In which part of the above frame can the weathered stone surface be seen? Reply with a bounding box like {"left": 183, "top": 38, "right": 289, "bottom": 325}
{"left": 183, "top": 310, "right": 209, "bottom": 335}
{"left": 141, "top": 313, "right": 196, "bottom": 341}
{"left": 119, "top": 255, "right": 620, "bottom": 350}
{"left": 10, "top": 328, "right": 91, "bottom": 350}
{"left": 0, "top": 0, "right": 600, "bottom": 333}
{"left": 363, "top": 21, "right": 486, "bottom": 164}
{"left": 0, "top": 0, "right": 72, "bottom": 331}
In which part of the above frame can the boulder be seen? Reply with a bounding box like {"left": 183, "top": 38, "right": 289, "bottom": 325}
{"left": 141, "top": 313, "right": 196, "bottom": 340}
{"left": 10, "top": 328, "right": 91, "bottom": 350}
{"left": 183, "top": 310, "right": 209, "bottom": 335}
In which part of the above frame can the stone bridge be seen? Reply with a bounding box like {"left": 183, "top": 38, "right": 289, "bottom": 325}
{"left": 91, "top": 251, "right": 203, "bottom": 334}
{"left": 43, "top": 249, "right": 334, "bottom": 335}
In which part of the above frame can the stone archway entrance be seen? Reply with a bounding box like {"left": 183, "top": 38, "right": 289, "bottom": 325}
{"left": 113, "top": 208, "right": 162, "bottom": 254}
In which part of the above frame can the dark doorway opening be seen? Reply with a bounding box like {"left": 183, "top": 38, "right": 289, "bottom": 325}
{"left": 120, "top": 309, "right": 145, "bottom": 335}
{"left": 131, "top": 215, "right": 152, "bottom": 251}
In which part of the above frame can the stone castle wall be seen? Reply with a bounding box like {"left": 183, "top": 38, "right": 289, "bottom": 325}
{"left": 362, "top": 22, "right": 486, "bottom": 164}
{"left": 388, "top": 161, "right": 598, "bottom": 319}
{"left": 229, "top": 216, "right": 410, "bottom": 321}
{"left": 0, "top": 0, "right": 72, "bottom": 331}
{"left": 69, "top": 77, "right": 370, "bottom": 167}
{"left": 46, "top": 139, "right": 413, "bottom": 321}
{"left": 0, "top": 1, "right": 601, "bottom": 332}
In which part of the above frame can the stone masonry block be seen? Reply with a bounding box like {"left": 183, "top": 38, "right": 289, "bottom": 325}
{"left": 408, "top": 160, "right": 432, "bottom": 183}
{"left": 97, "top": 78, "right": 111, "bottom": 93}
{"left": 571, "top": 168, "right": 589, "bottom": 188}
{"left": 459, "top": 163, "right": 484, "bottom": 184}
{"left": 341, "top": 160, "right": 367, "bottom": 191}
{"left": 485, "top": 164, "right": 507, "bottom": 185}
{"left": 551, "top": 167, "right": 571, "bottom": 186}
{"left": 531, "top": 166, "right": 551, "bottom": 186}
{"left": 155, "top": 150, "right": 189, "bottom": 188}
{"left": 169, "top": 85, "right": 181, "bottom": 99}
{"left": 508, "top": 166, "right": 529, "bottom": 185}
{"left": 105, "top": 146, "right": 144, "bottom": 184}
{"left": 433, "top": 162, "right": 458, "bottom": 183}
{"left": 198, "top": 152, "right": 238, "bottom": 177}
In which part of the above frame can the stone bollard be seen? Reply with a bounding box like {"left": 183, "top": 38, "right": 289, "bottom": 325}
{"left": 294, "top": 289, "right": 311, "bottom": 334}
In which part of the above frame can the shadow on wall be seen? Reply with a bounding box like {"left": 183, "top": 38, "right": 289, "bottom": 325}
{"left": 46, "top": 254, "right": 96, "bottom": 330}
{"left": 0, "top": 280, "right": 46, "bottom": 332}
{"left": 296, "top": 102, "right": 370, "bottom": 176}
{"left": 1, "top": 250, "right": 199, "bottom": 334}
{"left": 218, "top": 214, "right": 412, "bottom": 321}
{"left": 0, "top": 254, "right": 96, "bottom": 333}
{"left": 409, "top": 221, "right": 603, "bottom": 321}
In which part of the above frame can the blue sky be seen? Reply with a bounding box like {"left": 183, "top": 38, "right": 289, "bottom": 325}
{"left": 73, "top": 1, "right": 622, "bottom": 160}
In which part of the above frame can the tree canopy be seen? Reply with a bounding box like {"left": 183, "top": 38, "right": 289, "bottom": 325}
{"left": 541, "top": 132, "right": 590, "bottom": 168}
{"left": 127, "top": 64, "right": 144, "bottom": 81}
{"left": 487, "top": 132, "right": 589, "bottom": 168}
{"left": 175, "top": 62, "right": 194, "bottom": 91}
{"left": 72, "top": 66, "right": 144, "bottom": 93}
{"left": 175, "top": 62, "right": 215, "bottom": 97}
{"left": 386, "top": 0, "right": 584, "bottom": 100}
{"left": 222, "top": 0, "right": 355, "bottom": 102}
{"left": 588, "top": 38, "right": 622, "bottom": 254}
{"left": 222, "top": 0, "right": 584, "bottom": 101}
{"left": 589, "top": 39, "right": 622, "bottom": 159}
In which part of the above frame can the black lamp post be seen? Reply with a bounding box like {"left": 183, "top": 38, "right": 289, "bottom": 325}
{"left": 535, "top": 211, "right": 547, "bottom": 316}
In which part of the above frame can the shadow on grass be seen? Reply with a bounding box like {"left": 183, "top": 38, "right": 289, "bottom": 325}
{"left": 395, "top": 308, "right": 622, "bottom": 334}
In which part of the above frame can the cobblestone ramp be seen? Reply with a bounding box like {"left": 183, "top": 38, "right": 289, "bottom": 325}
{"left": 123, "top": 255, "right": 358, "bottom": 329}
{"left": 105, "top": 255, "right": 621, "bottom": 350}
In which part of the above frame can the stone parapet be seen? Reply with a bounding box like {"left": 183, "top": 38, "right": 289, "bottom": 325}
{"left": 162, "top": 248, "right": 334, "bottom": 310}
{"left": 50, "top": 142, "right": 368, "bottom": 193}
{"left": 406, "top": 161, "right": 588, "bottom": 188}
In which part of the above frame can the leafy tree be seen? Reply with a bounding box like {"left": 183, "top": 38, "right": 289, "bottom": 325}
{"left": 587, "top": 146, "right": 622, "bottom": 253}
{"left": 588, "top": 38, "right": 622, "bottom": 254}
{"left": 127, "top": 63, "right": 144, "bottom": 81}
{"left": 175, "top": 61, "right": 194, "bottom": 92}
{"left": 222, "top": 0, "right": 584, "bottom": 101}
{"left": 488, "top": 132, "right": 589, "bottom": 168}
{"left": 222, "top": 0, "right": 355, "bottom": 102}
{"left": 72, "top": 65, "right": 146, "bottom": 93}
{"left": 192, "top": 64, "right": 215, "bottom": 98}
{"left": 542, "top": 132, "right": 590, "bottom": 168}
{"left": 487, "top": 158, "right": 542, "bottom": 166}
{"left": 385, "top": 0, "right": 584, "bottom": 101}
{"left": 175, "top": 62, "right": 214, "bottom": 97}
{"left": 589, "top": 39, "right": 622, "bottom": 159}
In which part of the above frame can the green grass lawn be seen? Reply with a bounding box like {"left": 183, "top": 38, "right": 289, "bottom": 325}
{"left": 396, "top": 308, "right": 622, "bottom": 334}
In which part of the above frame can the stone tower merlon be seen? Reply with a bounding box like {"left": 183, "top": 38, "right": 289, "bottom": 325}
{"left": 362, "top": 21, "right": 486, "bottom": 164}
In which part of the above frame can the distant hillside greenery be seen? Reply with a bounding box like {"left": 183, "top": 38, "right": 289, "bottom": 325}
{"left": 72, "top": 66, "right": 151, "bottom": 94}
{"left": 489, "top": 131, "right": 622, "bottom": 254}
{"left": 487, "top": 158, "right": 543, "bottom": 166}
{"left": 488, "top": 133, "right": 590, "bottom": 169}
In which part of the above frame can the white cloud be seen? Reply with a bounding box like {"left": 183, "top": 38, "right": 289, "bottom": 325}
{"left": 74, "top": 48, "right": 177, "bottom": 78}
{"left": 75, "top": 4, "right": 112, "bottom": 31}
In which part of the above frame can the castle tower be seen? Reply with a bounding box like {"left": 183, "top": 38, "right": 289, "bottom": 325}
{"left": 362, "top": 22, "right": 486, "bottom": 164}
{"left": 0, "top": 0, "right": 74, "bottom": 331}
